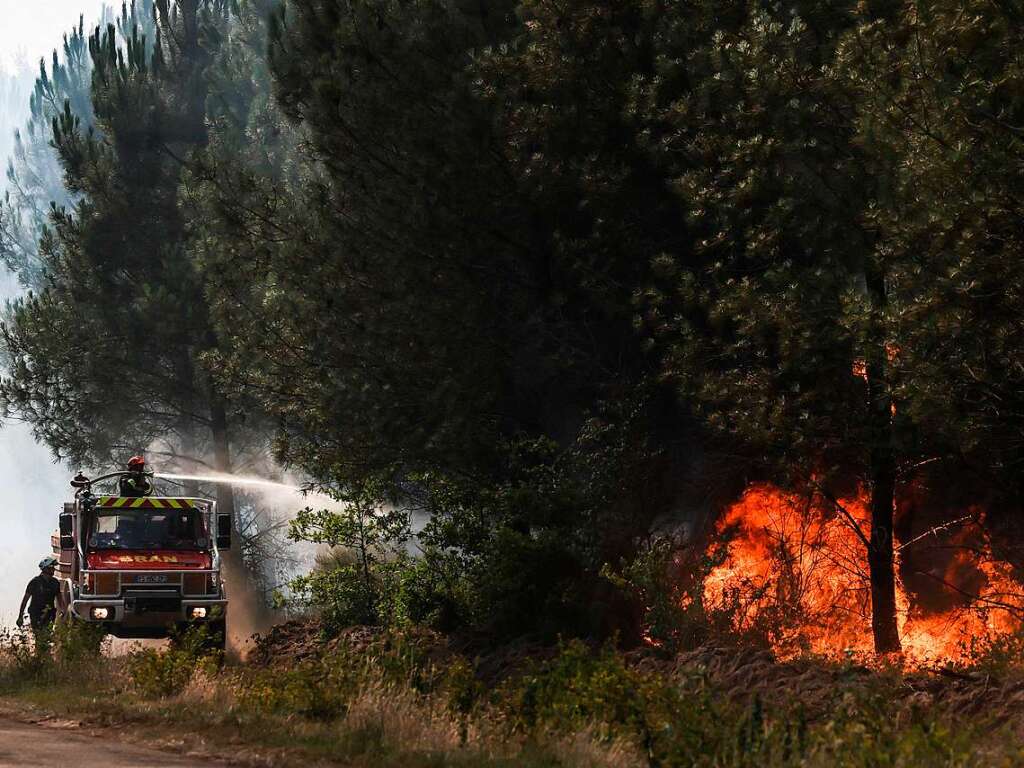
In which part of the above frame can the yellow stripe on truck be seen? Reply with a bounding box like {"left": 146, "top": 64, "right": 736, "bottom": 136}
{"left": 96, "top": 497, "right": 202, "bottom": 508}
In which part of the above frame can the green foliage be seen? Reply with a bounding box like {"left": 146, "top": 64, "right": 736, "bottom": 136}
{"left": 498, "top": 640, "right": 998, "bottom": 767}
{"left": 837, "top": 1, "right": 1024, "bottom": 486}
{"left": 236, "top": 659, "right": 356, "bottom": 718}
{"left": 127, "top": 624, "right": 222, "bottom": 697}
{"left": 5, "top": 621, "right": 1023, "bottom": 767}
{"left": 238, "top": 629, "right": 446, "bottom": 717}
{"left": 51, "top": 618, "right": 107, "bottom": 668}
{"left": 952, "top": 624, "right": 1024, "bottom": 678}
{"left": 0, "top": 626, "right": 49, "bottom": 682}
{"left": 0, "top": 14, "right": 96, "bottom": 288}
{"left": 1, "top": 4, "right": 211, "bottom": 464}
{"left": 0, "top": 619, "right": 109, "bottom": 689}
{"left": 287, "top": 489, "right": 411, "bottom": 631}
{"left": 603, "top": 537, "right": 729, "bottom": 652}
{"left": 8, "top": 0, "right": 1024, "bottom": 656}
{"left": 398, "top": 552, "right": 477, "bottom": 633}
{"left": 503, "top": 640, "right": 662, "bottom": 740}
{"left": 290, "top": 559, "right": 407, "bottom": 632}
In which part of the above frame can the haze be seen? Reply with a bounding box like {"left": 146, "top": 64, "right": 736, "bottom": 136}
{"left": 0, "top": 0, "right": 109, "bottom": 626}
{"left": 0, "top": 1, "right": 109, "bottom": 70}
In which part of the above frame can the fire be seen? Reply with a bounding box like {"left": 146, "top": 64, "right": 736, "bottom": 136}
{"left": 702, "top": 484, "right": 1024, "bottom": 665}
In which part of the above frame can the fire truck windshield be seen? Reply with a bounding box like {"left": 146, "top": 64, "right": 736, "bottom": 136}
{"left": 88, "top": 508, "right": 210, "bottom": 551}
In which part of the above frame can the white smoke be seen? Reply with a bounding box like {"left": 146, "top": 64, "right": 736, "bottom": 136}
{"left": 0, "top": 1, "right": 110, "bottom": 71}
{"left": 0, "top": 0, "right": 110, "bottom": 628}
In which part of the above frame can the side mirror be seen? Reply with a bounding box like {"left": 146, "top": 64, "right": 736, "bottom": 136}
{"left": 59, "top": 512, "right": 75, "bottom": 550}
{"left": 216, "top": 513, "right": 232, "bottom": 550}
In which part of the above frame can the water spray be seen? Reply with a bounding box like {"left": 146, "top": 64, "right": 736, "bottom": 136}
{"left": 154, "top": 472, "right": 301, "bottom": 492}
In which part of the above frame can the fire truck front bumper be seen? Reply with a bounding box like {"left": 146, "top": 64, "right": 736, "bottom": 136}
{"left": 72, "top": 597, "right": 228, "bottom": 624}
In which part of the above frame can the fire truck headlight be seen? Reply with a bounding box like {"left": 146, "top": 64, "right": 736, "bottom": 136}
{"left": 190, "top": 607, "right": 208, "bottom": 620}
{"left": 91, "top": 607, "right": 110, "bottom": 620}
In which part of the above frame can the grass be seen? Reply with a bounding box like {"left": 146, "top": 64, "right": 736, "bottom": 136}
{"left": 1, "top": 623, "right": 1023, "bottom": 767}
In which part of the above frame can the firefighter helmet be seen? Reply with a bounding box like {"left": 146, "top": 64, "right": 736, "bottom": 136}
{"left": 127, "top": 455, "right": 146, "bottom": 471}
{"left": 38, "top": 556, "right": 58, "bottom": 570}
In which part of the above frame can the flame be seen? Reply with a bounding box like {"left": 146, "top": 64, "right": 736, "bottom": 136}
{"left": 702, "top": 484, "right": 1024, "bottom": 665}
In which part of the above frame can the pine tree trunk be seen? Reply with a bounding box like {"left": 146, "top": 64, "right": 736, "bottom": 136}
{"left": 865, "top": 268, "right": 901, "bottom": 654}
{"left": 209, "top": 398, "right": 237, "bottom": 541}
{"left": 210, "top": 395, "right": 266, "bottom": 643}
{"left": 867, "top": 416, "right": 900, "bottom": 653}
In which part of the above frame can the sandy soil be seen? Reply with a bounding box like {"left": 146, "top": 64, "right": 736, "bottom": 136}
{"left": 0, "top": 716, "right": 227, "bottom": 767}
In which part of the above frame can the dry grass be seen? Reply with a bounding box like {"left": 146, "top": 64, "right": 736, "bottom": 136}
{"left": 5, "top": 624, "right": 1024, "bottom": 767}
{"left": 82, "top": 654, "right": 623, "bottom": 767}
{"left": 342, "top": 678, "right": 466, "bottom": 753}
{"left": 547, "top": 727, "right": 646, "bottom": 768}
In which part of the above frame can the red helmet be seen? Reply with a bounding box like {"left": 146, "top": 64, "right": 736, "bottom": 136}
{"left": 127, "top": 455, "right": 146, "bottom": 470}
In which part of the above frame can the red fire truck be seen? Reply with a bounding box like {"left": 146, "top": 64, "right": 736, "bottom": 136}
{"left": 52, "top": 471, "right": 231, "bottom": 647}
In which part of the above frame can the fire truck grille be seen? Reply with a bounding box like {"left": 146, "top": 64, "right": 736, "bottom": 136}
{"left": 129, "top": 597, "right": 182, "bottom": 615}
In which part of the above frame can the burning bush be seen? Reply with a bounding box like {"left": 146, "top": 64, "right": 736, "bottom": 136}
{"left": 700, "top": 484, "right": 1024, "bottom": 665}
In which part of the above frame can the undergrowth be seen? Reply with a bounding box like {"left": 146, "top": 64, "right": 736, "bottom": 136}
{"left": 0, "top": 622, "right": 1021, "bottom": 767}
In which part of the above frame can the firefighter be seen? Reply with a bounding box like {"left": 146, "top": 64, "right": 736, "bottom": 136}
{"left": 119, "top": 455, "right": 153, "bottom": 497}
{"left": 16, "top": 557, "right": 62, "bottom": 638}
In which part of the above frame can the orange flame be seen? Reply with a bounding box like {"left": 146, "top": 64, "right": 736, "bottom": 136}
{"left": 702, "top": 484, "right": 1024, "bottom": 665}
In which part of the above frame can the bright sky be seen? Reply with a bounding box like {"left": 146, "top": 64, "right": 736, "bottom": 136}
{"left": 0, "top": 0, "right": 110, "bottom": 72}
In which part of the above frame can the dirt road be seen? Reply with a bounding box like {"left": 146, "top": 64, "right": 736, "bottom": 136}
{"left": 0, "top": 716, "right": 226, "bottom": 767}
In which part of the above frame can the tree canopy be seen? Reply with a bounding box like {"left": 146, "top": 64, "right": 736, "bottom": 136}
{"left": 2, "top": 0, "right": 1024, "bottom": 650}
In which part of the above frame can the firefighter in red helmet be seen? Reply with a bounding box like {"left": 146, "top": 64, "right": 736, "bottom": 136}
{"left": 119, "top": 455, "right": 153, "bottom": 497}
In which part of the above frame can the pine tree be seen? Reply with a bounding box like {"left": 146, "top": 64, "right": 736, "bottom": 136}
{"left": 842, "top": 1, "right": 1024, "bottom": 494}
{"left": 0, "top": 2, "right": 269, "bottom": 609}
{"left": 0, "top": 17, "right": 95, "bottom": 288}
{"left": 629, "top": 1, "right": 910, "bottom": 651}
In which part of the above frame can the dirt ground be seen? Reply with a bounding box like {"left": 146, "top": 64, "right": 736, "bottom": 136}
{"left": 0, "top": 716, "right": 228, "bottom": 767}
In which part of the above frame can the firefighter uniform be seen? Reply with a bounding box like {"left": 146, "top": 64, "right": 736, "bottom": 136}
{"left": 24, "top": 573, "right": 60, "bottom": 631}
{"left": 119, "top": 473, "right": 153, "bottom": 497}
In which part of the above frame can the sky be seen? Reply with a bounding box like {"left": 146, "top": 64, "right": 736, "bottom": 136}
{"left": 0, "top": 0, "right": 110, "bottom": 626}
{"left": 0, "top": 0, "right": 110, "bottom": 72}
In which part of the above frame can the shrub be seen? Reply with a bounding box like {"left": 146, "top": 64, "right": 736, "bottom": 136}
{"left": 127, "top": 624, "right": 222, "bottom": 697}
{"left": 291, "top": 558, "right": 411, "bottom": 635}
{"left": 603, "top": 536, "right": 733, "bottom": 652}
{"left": 236, "top": 659, "right": 357, "bottom": 718}
{"left": 52, "top": 619, "right": 107, "bottom": 668}
{"left": 399, "top": 552, "right": 476, "bottom": 632}
{"left": 951, "top": 623, "right": 1024, "bottom": 676}
{"left": 503, "top": 640, "right": 655, "bottom": 740}
{"left": 0, "top": 626, "right": 48, "bottom": 684}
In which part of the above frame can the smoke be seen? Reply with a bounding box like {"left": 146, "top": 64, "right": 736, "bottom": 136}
{"left": 153, "top": 470, "right": 328, "bottom": 652}
{"left": 0, "top": 420, "right": 70, "bottom": 627}
{"left": 0, "top": 1, "right": 110, "bottom": 70}
{"left": 0, "top": 0, "right": 113, "bottom": 629}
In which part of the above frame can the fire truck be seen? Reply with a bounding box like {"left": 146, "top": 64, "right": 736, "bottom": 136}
{"left": 51, "top": 471, "right": 231, "bottom": 647}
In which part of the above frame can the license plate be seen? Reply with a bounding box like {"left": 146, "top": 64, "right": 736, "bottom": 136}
{"left": 135, "top": 574, "right": 169, "bottom": 584}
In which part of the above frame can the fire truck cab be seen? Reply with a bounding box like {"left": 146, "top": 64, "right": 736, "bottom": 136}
{"left": 52, "top": 472, "right": 231, "bottom": 646}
